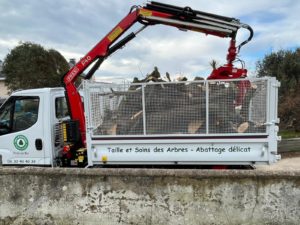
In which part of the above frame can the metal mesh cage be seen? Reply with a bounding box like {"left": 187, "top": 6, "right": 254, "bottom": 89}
{"left": 86, "top": 78, "right": 268, "bottom": 137}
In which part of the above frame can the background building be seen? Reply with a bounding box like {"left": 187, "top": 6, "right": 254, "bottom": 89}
{"left": 0, "top": 60, "right": 9, "bottom": 98}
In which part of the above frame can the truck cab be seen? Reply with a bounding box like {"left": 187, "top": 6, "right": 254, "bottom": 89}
{"left": 0, "top": 88, "right": 68, "bottom": 166}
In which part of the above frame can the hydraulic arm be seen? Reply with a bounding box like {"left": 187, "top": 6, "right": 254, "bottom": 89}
{"left": 62, "top": 1, "right": 253, "bottom": 147}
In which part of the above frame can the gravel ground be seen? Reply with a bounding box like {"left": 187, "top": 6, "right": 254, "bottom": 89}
{"left": 255, "top": 152, "right": 300, "bottom": 170}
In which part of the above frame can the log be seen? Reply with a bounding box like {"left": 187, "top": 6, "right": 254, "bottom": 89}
{"left": 240, "top": 87, "right": 257, "bottom": 119}
{"left": 188, "top": 120, "right": 204, "bottom": 134}
{"left": 144, "top": 104, "right": 206, "bottom": 134}
{"left": 94, "top": 69, "right": 261, "bottom": 135}
{"left": 237, "top": 122, "right": 249, "bottom": 133}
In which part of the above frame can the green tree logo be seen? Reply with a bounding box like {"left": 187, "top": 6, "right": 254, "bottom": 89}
{"left": 14, "top": 135, "right": 29, "bottom": 151}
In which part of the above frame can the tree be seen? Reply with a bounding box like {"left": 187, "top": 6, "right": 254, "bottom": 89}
{"left": 256, "top": 48, "right": 300, "bottom": 96}
{"left": 256, "top": 48, "right": 300, "bottom": 131}
{"left": 2, "top": 42, "right": 70, "bottom": 92}
{"left": 209, "top": 59, "right": 219, "bottom": 70}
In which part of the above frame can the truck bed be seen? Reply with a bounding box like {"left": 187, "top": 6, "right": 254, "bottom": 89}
{"left": 83, "top": 77, "right": 280, "bottom": 166}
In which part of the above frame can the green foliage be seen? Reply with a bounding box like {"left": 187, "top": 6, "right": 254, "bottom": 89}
{"left": 279, "top": 130, "right": 300, "bottom": 139}
{"left": 256, "top": 48, "right": 300, "bottom": 131}
{"left": 3, "top": 42, "right": 69, "bottom": 92}
{"left": 256, "top": 48, "right": 300, "bottom": 96}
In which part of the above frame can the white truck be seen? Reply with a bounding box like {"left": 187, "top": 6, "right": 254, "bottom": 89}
{"left": 0, "top": 2, "right": 281, "bottom": 167}
{"left": 0, "top": 77, "right": 280, "bottom": 167}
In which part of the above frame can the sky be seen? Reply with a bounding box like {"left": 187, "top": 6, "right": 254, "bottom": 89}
{"left": 0, "top": 0, "right": 299, "bottom": 81}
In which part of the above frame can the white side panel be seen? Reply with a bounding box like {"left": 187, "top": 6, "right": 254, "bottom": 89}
{"left": 88, "top": 138, "right": 277, "bottom": 165}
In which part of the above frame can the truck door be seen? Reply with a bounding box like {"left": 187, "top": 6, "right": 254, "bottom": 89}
{"left": 0, "top": 95, "right": 49, "bottom": 165}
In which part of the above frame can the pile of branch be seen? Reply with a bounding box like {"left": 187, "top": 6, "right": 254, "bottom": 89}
{"left": 96, "top": 67, "right": 264, "bottom": 135}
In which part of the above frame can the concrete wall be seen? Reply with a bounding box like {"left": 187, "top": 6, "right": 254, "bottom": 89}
{"left": 0, "top": 168, "right": 299, "bottom": 225}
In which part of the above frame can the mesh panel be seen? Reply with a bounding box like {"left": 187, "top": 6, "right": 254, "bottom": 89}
{"left": 208, "top": 81, "right": 236, "bottom": 133}
{"left": 87, "top": 79, "right": 268, "bottom": 136}
{"left": 249, "top": 80, "right": 267, "bottom": 125}
{"left": 208, "top": 80, "right": 267, "bottom": 134}
{"left": 90, "top": 83, "right": 143, "bottom": 135}
{"left": 144, "top": 82, "right": 206, "bottom": 134}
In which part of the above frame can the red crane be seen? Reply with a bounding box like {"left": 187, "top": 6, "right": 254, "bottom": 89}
{"left": 62, "top": 1, "right": 253, "bottom": 148}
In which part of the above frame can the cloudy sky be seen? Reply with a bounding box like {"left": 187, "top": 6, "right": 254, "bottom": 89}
{"left": 0, "top": 0, "right": 299, "bottom": 81}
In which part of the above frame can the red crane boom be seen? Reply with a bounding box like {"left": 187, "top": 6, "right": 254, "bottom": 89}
{"left": 62, "top": 1, "right": 253, "bottom": 147}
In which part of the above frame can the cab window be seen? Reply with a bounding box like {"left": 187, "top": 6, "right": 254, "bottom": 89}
{"left": 0, "top": 97, "right": 39, "bottom": 135}
{"left": 55, "top": 97, "right": 69, "bottom": 119}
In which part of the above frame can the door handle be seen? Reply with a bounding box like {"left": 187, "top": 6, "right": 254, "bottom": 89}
{"left": 35, "top": 139, "right": 43, "bottom": 150}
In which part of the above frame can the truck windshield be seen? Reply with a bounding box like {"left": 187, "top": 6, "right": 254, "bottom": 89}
{"left": 0, "top": 96, "right": 39, "bottom": 135}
